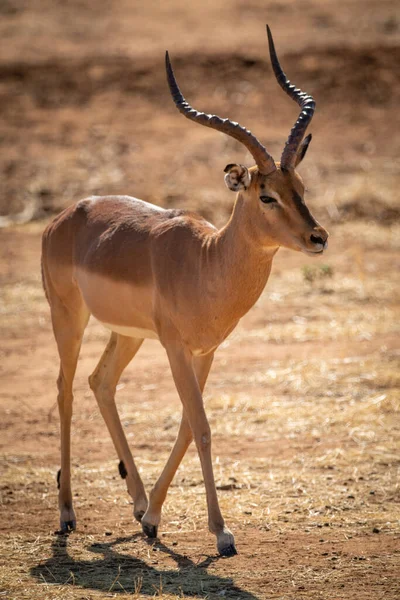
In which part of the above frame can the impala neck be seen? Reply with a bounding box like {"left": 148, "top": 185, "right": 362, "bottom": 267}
{"left": 210, "top": 193, "right": 279, "bottom": 319}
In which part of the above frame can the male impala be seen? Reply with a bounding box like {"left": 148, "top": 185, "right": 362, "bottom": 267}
{"left": 42, "top": 26, "right": 328, "bottom": 556}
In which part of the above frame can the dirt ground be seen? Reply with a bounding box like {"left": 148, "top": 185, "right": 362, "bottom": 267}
{"left": 0, "top": 1, "right": 399, "bottom": 599}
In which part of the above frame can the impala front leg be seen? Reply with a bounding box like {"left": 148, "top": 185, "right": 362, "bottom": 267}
{"left": 162, "top": 344, "right": 236, "bottom": 556}
{"left": 142, "top": 353, "right": 214, "bottom": 537}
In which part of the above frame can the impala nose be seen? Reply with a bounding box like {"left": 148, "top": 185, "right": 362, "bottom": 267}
{"left": 310, "top": 234, "right": 325, "bottom": 246}
{"left": 309, "top": 230, "right": 328, "bottom": 252}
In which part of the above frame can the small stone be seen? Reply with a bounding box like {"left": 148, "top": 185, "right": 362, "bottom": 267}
{"left": 372, "top": 527, "right": 380, "bottom": 534}
{"left": 105, "top": 531, "right": 112, "bottom": 536}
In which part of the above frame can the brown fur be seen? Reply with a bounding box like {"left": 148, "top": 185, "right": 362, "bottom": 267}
{"left": 41, "top": 163, "right": 328, "bottom": 554}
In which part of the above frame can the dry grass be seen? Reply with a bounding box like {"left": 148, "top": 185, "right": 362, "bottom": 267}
{"left": 1, "top": 1, "right": 400, "bottom": 596}
{"left": 1, "top": 220, "right": 400, "bottom": 598}
{"left": 1, "top": 369, "right": 399, "bottom": 599}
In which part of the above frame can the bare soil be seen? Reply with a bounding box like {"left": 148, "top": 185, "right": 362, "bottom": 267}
{"left": 0, "top": 1, "right": 399, "bottom": 599}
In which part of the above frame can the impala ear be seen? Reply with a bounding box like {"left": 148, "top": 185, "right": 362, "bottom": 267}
{"left": 223, "top": 164, "right": 251, "bottom": 191}
{"left": 295, "top": 133, "right": 312, "bottom": 167}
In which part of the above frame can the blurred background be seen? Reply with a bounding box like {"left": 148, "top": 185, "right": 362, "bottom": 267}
{"left": 0, "top": 0, "right": 399, "bottom": 226}
{"left": 0, "top": 2, "right": 399, "bottom": 599}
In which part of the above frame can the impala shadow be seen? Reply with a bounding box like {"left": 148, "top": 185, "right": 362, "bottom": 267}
{"left": 31, "top": 533, "right": 259, "bottom": 599}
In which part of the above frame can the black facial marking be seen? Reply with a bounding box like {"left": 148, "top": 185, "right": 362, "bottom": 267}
{"left": 57, "top": 468, "right": 61, "bottom": 489}
{"left": 292, "top": 190, "right": 316, "bottom": 225}
{"left": 292, "top": 190, "right": 306, "bottom": 210}
{"left": 224, "top": 163, "right": 236, "bottom": 173}
{"left": 118, "top": 460, "right": 127, "bottom": 479}
{"left": 292, "top": 190, "right": 303, "bottom": 202}
{"left": 260, "top": 183, "right": 265, "bottom": 189}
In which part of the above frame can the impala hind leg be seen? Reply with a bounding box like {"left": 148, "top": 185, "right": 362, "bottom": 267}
{"left": 50, "top": 296, "right": 89, "bottom": 533}
{"left": 142, "top": 352, "right": 214, "bottom": 538}
{"left": 89, "top": 333, "right": 148, "bottom": 522}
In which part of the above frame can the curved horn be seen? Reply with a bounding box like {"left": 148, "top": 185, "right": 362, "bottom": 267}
{"left": 165, "top": 51, "right": 276, "bottom": 175}
{"left": 266, "top": 25, "right": 315, "bottom": 169}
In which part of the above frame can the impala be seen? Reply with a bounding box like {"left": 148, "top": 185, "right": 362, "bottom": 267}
{"left": 41, "top": 26, "right": 328, "bottom": 556}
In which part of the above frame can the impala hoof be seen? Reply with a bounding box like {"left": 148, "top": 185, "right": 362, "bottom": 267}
{"left": 60, "top": 520, "right": 76, "bottom": 533}
{"left": 216, "top": 528, "right": 237, "bottom": 557}
{"left": 218, "top": 542, "right": 238, "bottom": 557}
{"left": 142, "top": 521, "right": 158, "bottom": 538}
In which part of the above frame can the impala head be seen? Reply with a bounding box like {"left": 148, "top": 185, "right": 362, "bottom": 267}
{"left": 166, "top": 25, "right": 329, "bottom": 255}
{"left": 223, "top": 159, "right": 328, "bottom": 255}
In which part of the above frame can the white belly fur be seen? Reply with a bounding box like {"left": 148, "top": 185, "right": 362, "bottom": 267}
{"left": 98, "top": 320, "right": 159, "bottom": 340}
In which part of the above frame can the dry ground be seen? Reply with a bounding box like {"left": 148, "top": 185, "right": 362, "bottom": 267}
{"left": 0, "top": 1, "right": 399, "bottom": 599}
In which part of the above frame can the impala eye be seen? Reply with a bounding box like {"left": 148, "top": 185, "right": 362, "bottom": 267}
{"left": 260, "top": 196, "right": 277, "bottom": 204}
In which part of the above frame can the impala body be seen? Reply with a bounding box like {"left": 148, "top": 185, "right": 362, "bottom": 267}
{"left": 42, "top": 26, "right": 328, "bottom": 556}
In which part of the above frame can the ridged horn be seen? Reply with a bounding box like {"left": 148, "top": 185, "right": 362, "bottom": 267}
{"left": 165, "top": 51, "right": 276, "bottom": 176}
{"left": 266, "top": 25, "right": 315, "bottom": 169}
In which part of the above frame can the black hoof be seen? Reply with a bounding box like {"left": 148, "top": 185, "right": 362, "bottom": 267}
{"left": 134, "top": 510, "right": 145, "bottom": 523}
{"left": 142, "top": 521, "right": 158, "bottom": 538}
{"left": 219, "top": 544, "right": 238, "bottom": 557}
{"left": 61, "top": 520, "right": 76, "bottom": 533}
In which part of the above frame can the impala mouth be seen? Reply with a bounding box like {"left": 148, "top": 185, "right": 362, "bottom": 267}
{"left": 298, "top": 240, "right": 328, "bottom": 256}
{"left": 305, "top": 248, "right": 324, "bottom": 255}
